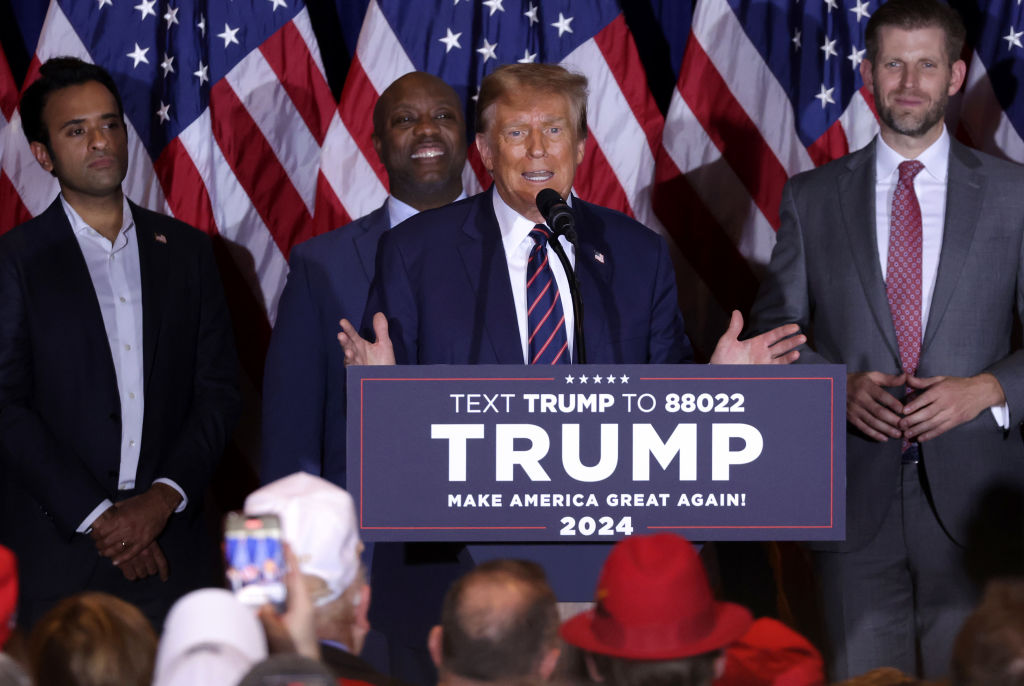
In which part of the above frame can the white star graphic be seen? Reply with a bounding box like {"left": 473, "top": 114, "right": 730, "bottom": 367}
{"left": 792, "top": 28, "right": 801, "bottom": 51}
{"left": 518, "top": 49, "right": 537, "bottom": 63}
{"left": 848, "top": 45, "right": 866, "bottom": 69}
{"left": 471, "top": 86, "right": 480, "bottom": 102}
{"left": 824, "top": 0, "right": 838, "bottom": 11}
{"left": 164, "top": 5, "right": 179, "bottom": 27}
{"left": 619, "top": 374, "right": 629, "bottom": 383}
{"left": 849, "top": 0, "right": 871, "bottom": 23}
{"left": 1005, "top": 25, "right": 1024, "bottom": 51}
{"left": 126, "top": 43, "right": 150, "bottom": 68}
{"left": 439, "top": 27, "right": 462, "bottom": 53}
{"left": 197, "top": 15, "right": 206, "bottom": 37}
{"left": 565, "top": 375, "right": 575, "bottom": 384}
{"left": 551, "top": 12, "right": 574, "bottom": 37}
{"left": 482, "top": 0, "right": 504, "bottom": 16}
{"left": 160, "top": 53, "right": 175, "bottom": 76}
{"left": 194, "top": 61, "right": 209, "bottom": 85}
{"left": 476, "top": 37, "right": 498, "bottom": 62}
{"left": 593, "top": 375, "right": 603, "bottom": 384}
{"left": 269, "top": 0, "right": 288, "bottom": 9}
{"left": 218, "top": 23, "right": 240, "bottom": 48}
{"left": 579, "top": 375, "right": 589, "bottom": 384}
{"left": 97, "top": 0, "right": 113, "bottom": 9}
{"left": 524, "top": 3, "right": 539, "bottom": 25}
{"left": 156, "top": 101, "right": 171, "bottom": 123}
{"left": 606, "top": 375, "right": 615, "bottom": 383}
{"left": 134, "top": 0, "right": 156, "bottom": 20}
{"left": 820, "top": 36, "right": 838, "bottom": 61}
{"left": 814, "top": 83, "right": 836, "bottom": 108}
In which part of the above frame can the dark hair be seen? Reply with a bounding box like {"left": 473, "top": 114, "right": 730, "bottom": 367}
{"left": 864, "top": 0, "right": 966, "bottom": 66}
{"left": 952, "top": 579, "right": 1024, "bottom": 686}
{"left": 475, "top": 63, "right": 588, "bottom": 140}
{"left": 589, "top": 651, "right": 720, "bottom": 686}
{"left": 28, "top": 592, "right": 156, "bottom": 686}
{"left": 20, "top": 57, "right": 125, "bottom": 147}
{"left": 440, "top": 559, "right": 559, "bottom": 682}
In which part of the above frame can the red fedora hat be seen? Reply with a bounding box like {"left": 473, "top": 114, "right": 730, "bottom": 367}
{"left": 560, "top": 533, "right": 752, "bottom": 660}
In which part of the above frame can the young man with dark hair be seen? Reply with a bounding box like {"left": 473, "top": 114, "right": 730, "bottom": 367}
{"left": 0, "top": 56, "right": 239, "bottom": 628}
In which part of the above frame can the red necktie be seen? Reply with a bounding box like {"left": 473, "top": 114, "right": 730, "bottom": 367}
{"left": 526, "top": 225, "right": 569, "bottom": 364}
{"left": 886, "top": 160, "right": 924, "bottom": 454}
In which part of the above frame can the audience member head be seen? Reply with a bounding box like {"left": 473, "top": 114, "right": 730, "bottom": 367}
{"left": 153, "top": 588, "right": 268, "bottom": 686}
{"left": 429, "top": 559, "right": 560, "bottom": 686}
{"left": 560, "top": 534, "right": 752, "bottom": 686}
{"left": 716, "top": 617, "right": 825, "bottom": 686}
{"left": 863, "top": 0, "right": 965, "bottom": 66}
{"left": 952, "top": 578, "right": 1024, "bottom": 686}
{"left": 474, "top": 63, "right": 588, "bottom": 224}
{"left": 21, "top": 57, "right": 125, "bottom": 149}
{"left": 238, "top": 654, "right": 336, "bottom": 686}
{"left": 245, "top": 472, "right": 370, "bottom": 654}
{"left": 372, "top": 71, "right": 466, "bottom": 211}
{"left": 27, "top": 591, "right": 156, "bottom": 686}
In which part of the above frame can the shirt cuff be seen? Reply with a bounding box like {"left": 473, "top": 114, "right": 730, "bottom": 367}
{"left": 154, "top": 478, "right": 188, "bottom": 513}
{"left": 77, "top": 500, "right": 114, "bottom": 534}
{"left": 990, "top": 403, "right": 1010, "bottom": 430}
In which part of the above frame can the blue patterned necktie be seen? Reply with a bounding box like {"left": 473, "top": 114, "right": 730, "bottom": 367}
{"left": 526, "top": 224, "right": 569, "bottom": 364}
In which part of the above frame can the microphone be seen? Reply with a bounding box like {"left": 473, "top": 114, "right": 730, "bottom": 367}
{"left": 536, "top": 189, "right": 577, "bottom": 242}
{"left": 534, "top": 189, "right": 586, "bottom": 363}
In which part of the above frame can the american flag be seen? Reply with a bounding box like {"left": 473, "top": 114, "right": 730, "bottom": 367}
{"left": 2, "top": 0, "right": 1024, "bottom": 431}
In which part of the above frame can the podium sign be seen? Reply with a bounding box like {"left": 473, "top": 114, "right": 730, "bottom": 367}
{"left": 347, "top": 365, "right": 845, "bottom": 542}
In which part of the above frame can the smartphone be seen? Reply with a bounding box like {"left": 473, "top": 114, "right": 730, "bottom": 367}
{"left": 224, "top": 511, "right": 287, "bottom": 611}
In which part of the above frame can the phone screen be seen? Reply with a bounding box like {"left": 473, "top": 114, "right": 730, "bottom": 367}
{"left": 224, "top": 512, "right": 287, "bottom": 611}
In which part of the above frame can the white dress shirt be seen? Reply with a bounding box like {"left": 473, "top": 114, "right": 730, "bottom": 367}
{"left": 491, "top": 190, "right": 576, "bottom": 363}
{"left": 874, "top": 129, "right": 1009, "bottom": 427}
{"left": 62, "top": 196, "right": 186, "bottom": 532}
{"left": 387, "top": 191, "right": 468, "bottom": 229}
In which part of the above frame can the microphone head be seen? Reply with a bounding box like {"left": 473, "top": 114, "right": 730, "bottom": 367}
{"left": 536, "top": 188, "right": 575, "bottom": 239}
{"left": 536, "top": 188, "right": 564, "bottom": 219}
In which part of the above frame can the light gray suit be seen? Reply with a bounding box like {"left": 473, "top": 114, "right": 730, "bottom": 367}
{"left": 750, "top": 137, "right": 1024, "bottom": 677}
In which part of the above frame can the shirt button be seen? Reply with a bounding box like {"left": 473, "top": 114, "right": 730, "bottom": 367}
{"left": 124, "top": 344, "right": 131, "bottom": 351}
{"left": 119, "top": 296, "right": 127, "bottom": 303}
{"left": 128, "top": 392, "right": 135, "bottom": 400}
{"left": 129, "top": 439, "right": 136, "bottom": 447}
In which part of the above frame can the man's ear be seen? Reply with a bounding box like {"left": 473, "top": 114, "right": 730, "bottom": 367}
{"left": 584, "top": 652, "right": 604, "bottom": 683}
{"left": 428, "top": 624, "right": 444, "bottom": 669}
{"left": 538, "top": 646, "right": 561, "bottom": 681}
{"left": 353, "top": 583, "right": 371, "bottom": 630}
{"left": 476, "top": 133, "right": 494, "bottom": 172}
{"left": 30, "top": 141, "right": 55, "bottom": 174}
{"left": 713, "top": 653, "right": 727, "bottom": 680}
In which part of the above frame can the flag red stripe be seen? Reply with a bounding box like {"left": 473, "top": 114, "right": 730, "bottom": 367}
{"left": 154, "top": 138, "right": 217, "bottom": 235}
{"left": 593, "top": 15, "right": 664, "bottom": 155}
{"left": 338, "top": 58, "right": 388, "bottom": 190}
{"left": 678, "top": 38, "right": 788, "bottom": 230}
{"left": 209, "top": 79, "right": 314, "bottom": 256}
{"left": 311, "top": 170, "right": 352, "bottom": 241}
{"left": 259, "top": 22, "right": 336, "bottom": 146}
{"left": 807, "top": 118, "right": 849, "bottom": 167}
{"left": 575, "top": 137, "right": 634, "bottom": 218}
{"left": 0, "top": 171, "right": 32, "bottom": 235}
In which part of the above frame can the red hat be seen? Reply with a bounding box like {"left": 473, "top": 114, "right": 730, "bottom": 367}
{"left": 560, "top": 534, "right": 753, "bottom": 660}
{"left": 0, "top": 545, "right": 17, "bottom": 649}
{"left": 715, "top": 618, "right": 825, "bottom": 686}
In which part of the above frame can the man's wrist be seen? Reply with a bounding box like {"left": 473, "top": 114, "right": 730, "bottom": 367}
{"left": 150, "top": 483, "right": 183, "bottom": 516}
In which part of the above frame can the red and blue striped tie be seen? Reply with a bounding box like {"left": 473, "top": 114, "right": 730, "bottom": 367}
{"left": 527, "top": 224, "right": 570, "bottom": 364}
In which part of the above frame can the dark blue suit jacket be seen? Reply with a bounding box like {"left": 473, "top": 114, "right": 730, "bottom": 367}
{"left": 0, "top": 197, "right": 240, "bottom": 624}
{"left": 261, "top": 203, "right": 389, "bottom": 485}
{"left": 364, "top": 188, "right": 692, "bottom": 365}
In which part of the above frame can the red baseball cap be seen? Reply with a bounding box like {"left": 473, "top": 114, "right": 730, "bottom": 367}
{"left": 0, "top": 545, "right": 17, "bottom": 649}
{"left": 560, "top": 534, "right": 753, "bottom": 660}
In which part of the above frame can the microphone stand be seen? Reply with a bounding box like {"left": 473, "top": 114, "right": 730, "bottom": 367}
{"left": 547, "top": 233, "right": 586, "bottom": 364}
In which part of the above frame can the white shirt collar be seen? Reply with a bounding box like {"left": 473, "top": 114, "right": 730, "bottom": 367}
{"left": 60, "top": 193, "right": 135, "bottom": 242}
{"left": 387, "top": 190, "right": 468, "bottom": 229}
{"left": 875, "top": 126, "right": 949, "bottom": 183}
{"left": 492, "top": 188, "right": 574, "bottom": 253}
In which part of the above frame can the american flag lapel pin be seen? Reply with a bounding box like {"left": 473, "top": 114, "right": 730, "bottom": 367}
{"left": 154, "top": 233, "right": 167, "bottom": 244}
{"left": 594, "top": 251, "right": 605, "bottom": 264}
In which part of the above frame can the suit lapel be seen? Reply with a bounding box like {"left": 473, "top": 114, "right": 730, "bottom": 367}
{"left": 132, "top": 202, "right": 168, "bottom": 387}
{"left": 572, "top": 201, "right": 611, "bottom": 359}
{"left": 354, "top": 203, "right": 389, "bottom": 283}
{"left": 837, "top": 141, "right": 902, "bottom": 366}
{"left": 456, "top": 190, "right": 526, "bottom": 363}
{"left": 921, "top": 141, "right": 983, "bottom": 352}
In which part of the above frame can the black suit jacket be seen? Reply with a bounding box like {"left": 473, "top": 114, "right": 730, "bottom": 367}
{"left": 0, "top": 197, "right": 240, "bottom": 612}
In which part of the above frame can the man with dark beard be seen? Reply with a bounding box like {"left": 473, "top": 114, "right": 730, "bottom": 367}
{"left": 748, "top": 0, "right": 1024, "bottom": 680}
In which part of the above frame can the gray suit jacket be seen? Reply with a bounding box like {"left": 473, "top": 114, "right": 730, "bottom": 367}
{"left": 750, "top": 138, "right": 1024, "bottom": 552}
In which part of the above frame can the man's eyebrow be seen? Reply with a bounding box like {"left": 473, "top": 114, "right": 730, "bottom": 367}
{"left": 57, "top": 113, "right": 120, "bottom": 129}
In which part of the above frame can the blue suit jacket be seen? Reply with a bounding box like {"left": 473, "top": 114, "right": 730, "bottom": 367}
{"left": 0, "top": 197, "right": 240, "bottom": 621}
{"left": 262, "top": 203, "right": 389, "bottom": 485}
{"left": 364, "top": 188, "right": 692, "bottom": 365}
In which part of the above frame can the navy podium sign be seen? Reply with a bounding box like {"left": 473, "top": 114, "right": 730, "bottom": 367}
{"left": 347, "top": 365, "right": 845, "bottom": 542}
